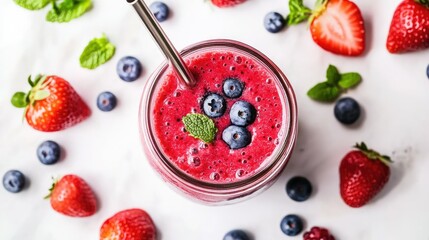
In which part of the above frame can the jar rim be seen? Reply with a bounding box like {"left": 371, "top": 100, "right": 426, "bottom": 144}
{"left": 139, "top": 39, "right": 298, "bottom": 195}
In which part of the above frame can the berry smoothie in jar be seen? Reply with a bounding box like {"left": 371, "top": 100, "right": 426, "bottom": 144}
{"left": 139, "top": 40, "right": 297, "bottom": 204}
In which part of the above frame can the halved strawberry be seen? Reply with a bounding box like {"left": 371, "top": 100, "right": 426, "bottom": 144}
{"left": 287, "top": 0, "right": 365, "bottom": 56}
{"left": 210, "top": 0, "right": 246, "bottom": 8}
{"left": 11, "top": 75, "right": 90, "bottom": 132}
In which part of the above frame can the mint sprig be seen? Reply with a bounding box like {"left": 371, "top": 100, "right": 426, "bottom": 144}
{"left": 307, "top": 64, "right": 362, "bottom": 102}
{"left": 14, "top": 0, "right": 92, "bottom": 23}
{"left": 182, "top": 113, "right": 218, "bottom": 143}
{"left": 287, "top": 0, "right": 312, "bottom": 25}
{"left": 79, "top": 34, "right": 116, "bottom": 70}
{"left": 46, "top": 0, "right": 92, "bottom": 23}
{"left": 14, "top": 0, "right": 50, "bottom": 10}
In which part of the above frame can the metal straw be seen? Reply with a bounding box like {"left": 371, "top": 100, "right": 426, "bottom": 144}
{"left": 126, "top": 0, "right": 196, "bottom": 87}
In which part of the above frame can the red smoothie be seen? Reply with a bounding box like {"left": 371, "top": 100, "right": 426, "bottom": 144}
{"left": 153, "top": 50, "right": 284, "bottom": 183}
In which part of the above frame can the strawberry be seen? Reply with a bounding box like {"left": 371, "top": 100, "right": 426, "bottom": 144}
{"left": 339, "top": 142, "right": 392, "bottom": 208}
{"left": 287, "top": 0, "right": 365, "bottom": 56}
{"left": 210, "top": 0, "right": 246, "bottom": 8}
{"left": 46, "top": 174, "right": 97, "bottom": 217}
{"left": 11, "top": 75, "right": 90, "bottom": 132}
{"left": 386, "top": 0, "right": 429, "bottom": 53}
{"left": 100, "top": 208, "right": 157, "bottom": 240}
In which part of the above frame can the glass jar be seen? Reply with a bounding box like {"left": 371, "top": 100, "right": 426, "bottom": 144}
{"left": 139, "top": 39, "right": 298, "bottom": 205}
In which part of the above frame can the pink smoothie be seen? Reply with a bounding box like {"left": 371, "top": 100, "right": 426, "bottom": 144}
{"left": 153, "top": 50, "right": 284, "bottom": 183}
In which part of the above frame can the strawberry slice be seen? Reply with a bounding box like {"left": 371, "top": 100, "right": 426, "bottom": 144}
{"left": 310, "top": 0, "right": 365, "bottom": 56}
{"left": 11, "top": 75, "right": 90, "bottom": 132}
{"left": 287, "top": 0, "right": 365, "bottom": 56}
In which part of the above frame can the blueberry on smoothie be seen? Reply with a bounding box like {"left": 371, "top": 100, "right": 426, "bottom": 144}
{"left": 3, "top": 170, "right": 25, "bottom": 193}
{"left": 97, "top": 91, "right": 117, "bottom": 112}
{"left": 223, "top": 229, "right": 250, "bottom": 240}
{"left": 222, "top": 125, "right": 251, "bottom": 149}
{"left": 230, "top": 101, "right": 256, "bottom": 126}
{"left": 202, "top": 93, "right": 226, "bottom": 118}
{"left": 117, "top": 56, "right": 142, "bottom": 82}
{"left": 286, "top": 176, "right": 313, "bottom": 202}
{"left": 264, "top": 12, "right": 286, "bottom": 33}
{"left": 37, "top": 140, "right": 61, "bottom": 165}
{"left": 280, "top": 214, "right": 304, "bottom": 236}
{"left": 150, "top": 1, "right": 169, "bottom": 22}
{"left": 334, "top": 97, "right": 361, "bottom": 125}
{"left": 223, "top": 78, "right": 244, "bottom": 98}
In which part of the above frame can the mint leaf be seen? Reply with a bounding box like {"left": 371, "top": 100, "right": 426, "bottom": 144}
{"left": 307, "top": 82, "right": 340, "bottom": 102}
{"left": 46, "top": 0, "right": 92, "bottom": 23}
{"left": 14, "top": 0, "right": 50, "bottom": 10}
{"left": 79, "top": 34, "right": 116, "bottom": 69}
{"left": 326, "top": 64, "right": 340, "bottom": 84}
{"left": 182, "top": 113, "right": 217, "bottom": 143}
{"left": 287, "top": 0, "right": 312, "bottom": 25}
{"left": 338, "top": 72, "right": 362, "bottom": 89}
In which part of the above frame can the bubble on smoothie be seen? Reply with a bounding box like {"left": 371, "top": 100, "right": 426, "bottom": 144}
{"left": 249, "top": 65, "right": 254, "bottom": 69}
{"left": 223, "top": 63, "right": 227, "bottom": 67}
{"left": 242, "top": 159, "right": 248, "bottom": 164}
{"left": 188, "top": 157, "right": 201, "bottom": 167}
{"left": 234, "top": 56, "right": 242, "bottom": 64}
{"left": 220, "top": 56, "right": 225, "bottom": 60}
{"left": 199, "top": 142, "right": 208, "bottom": 149}
{"left": 215, "top": 83, "right": 221, "bottom": 88}
{"left": 241, "top": 151, "right": 246, "bottom": 156}
{"left": 210, "top": 172, "right": 220, "bottom": 180}
{"left": 230, "top": 66, "right": 236, "bottom": 71}
{"left": 165, "top": 131, "right": 169, "bottom": 135}
{"left": 233, "top": 169, "right": 243, "bottom": 177}
{"left": 173, "top": 92, "right": 181, "bottom": 97}
{"left": 274, "top": 138, "right": 280, "bottom": 145}
{"left": 255, "top": 96, "right": 261, "bottom": 102}
{"left": 275, "top": 123, "right": 281, "bottom": 128}
{"left": 267, "top": 136, "right": 272, "bottom": 141}
{"left": 165, "top": 122, "right": 170, "bottom": 126}
{"left": 266, "top": 78, "right": 272, "bottom": 84}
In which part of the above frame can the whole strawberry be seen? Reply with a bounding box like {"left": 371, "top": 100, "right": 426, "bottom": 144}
{"left": 210, "top": 0, "right": 246, "bottom": 8}
{"left": 47, "top": 174, "right": 97, "bottom": 217}
{"left": 287, "top": 0, "right": 365, "bottom": 56}
{"left": 386, "top": 0, "right": 429, "bottom": 53}
{"left": 11, "top": 75, "right": 90, "bottom": 132}
{"left": 100, "top": 208, "right": 157, "bottom": 240}
{"left": 340, "top": 142, "right": 392, "bottom": 208}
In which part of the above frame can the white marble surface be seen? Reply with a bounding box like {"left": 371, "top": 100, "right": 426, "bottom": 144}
{"left": 1, "top": 0, "right": 429, "bottom": 239}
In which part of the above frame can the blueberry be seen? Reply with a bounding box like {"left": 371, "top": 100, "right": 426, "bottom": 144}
{"left": 286, "top": 176, "right": 312, "bottom": 202}
{"left": 150, "top": 1, "right": 169, "bottom": 22}
{"left": 223, "top": 78, "right": 244, "bottom": 98}
{"left": 334, "top": 97, "right": 361, "bottom": 125}
{"left": 117, "top": 56, "right": 142, "bottom": 82}
{"left": 97, "top": 91, "right": 117, "bottom": 112}
{"left": 3, "top": 170, "right": 25, "bottom": 193}
{"left": 230, "top": 101, "right": 256, "bottom": 126}
{"left": 426, "top": 64, "right": 429, "bottom": 79}
{"left": 280, "top": 214, "right": 304, "bottom": 236}
{"left": 222, "top": 125, "right": 251, "bottom": 149}
{"left": 37, "top": 140, "right": 61, "bottom": 165}
{"left": 264, "top": 12, "right": 286, "bottom": 33}
{"left": 223, "top": 230, "right": 250, "bottom": 240}
{"left": 202, "top": 93, "right": 226, "bottom": 118}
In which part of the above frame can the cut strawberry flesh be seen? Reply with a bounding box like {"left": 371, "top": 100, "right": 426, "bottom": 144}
{"left": 310, "top": 0, "right": 365, "bottom": 56}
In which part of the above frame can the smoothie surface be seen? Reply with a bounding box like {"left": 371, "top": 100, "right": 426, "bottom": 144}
{"left": 153, "top": 49, "right": 284, "bottom": 183}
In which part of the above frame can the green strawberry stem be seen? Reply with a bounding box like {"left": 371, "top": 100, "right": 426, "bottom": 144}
{"left": 287, "top": 0, "right": 329, "bottom": 25}
{"left": 354, "top": 142, "right": 393, "bottom": 166}
{"left": 11, "top": 75, "right": 51, "bottom": 109}
{"left": 44, "top": 177, "right": 59, "bottom": 199}
{"left": 415, "top": 0, "right": 429, "bottom": 8}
